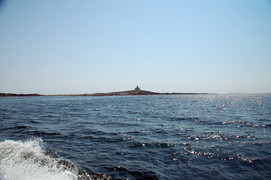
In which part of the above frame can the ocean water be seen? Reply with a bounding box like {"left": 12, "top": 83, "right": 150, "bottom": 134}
{"left": 0, "top": 94, "right": 271, "bottom": 180}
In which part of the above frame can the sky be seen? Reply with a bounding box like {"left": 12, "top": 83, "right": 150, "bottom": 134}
{"left": 0, "top": 0, "right": 271, "bottom": 94}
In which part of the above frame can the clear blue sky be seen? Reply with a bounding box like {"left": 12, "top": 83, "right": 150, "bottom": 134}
{"left": 0, "top": 0, "right": 271, "bottom": 94}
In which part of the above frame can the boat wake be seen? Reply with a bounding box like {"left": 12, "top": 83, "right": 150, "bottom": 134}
{"left": 0, "top": 138, "right": 92, "bottom": 180}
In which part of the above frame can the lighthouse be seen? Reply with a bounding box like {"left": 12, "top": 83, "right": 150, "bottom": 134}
{"left": 135, "top": 86, "right": 140, "bottom": 91}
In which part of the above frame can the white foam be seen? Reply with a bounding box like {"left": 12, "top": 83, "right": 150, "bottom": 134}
{"left": 0, "top": 138, "right": 81, "bottom": 180}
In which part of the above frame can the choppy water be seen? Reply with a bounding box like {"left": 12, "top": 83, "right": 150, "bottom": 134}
{"left": 0, "top": 94, "right": 271, "bottom": 179}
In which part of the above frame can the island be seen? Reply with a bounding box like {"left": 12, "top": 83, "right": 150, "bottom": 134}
{"left": 91, "top": 86, "right": 160, "bottom": 96}
{"left": 0, "top": 86, "right": 208, "bottom": 97}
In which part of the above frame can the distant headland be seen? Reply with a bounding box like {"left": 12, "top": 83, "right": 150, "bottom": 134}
{"left": 0, "top": 93, "right": 42, "bottom": 97}
{"left": 0, "top": 86, "right": 208, "bottom": 97}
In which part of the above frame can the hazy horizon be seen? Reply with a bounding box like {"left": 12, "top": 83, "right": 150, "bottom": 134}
{"left": 1, "top": 0, "right": 271, "bottom": 94}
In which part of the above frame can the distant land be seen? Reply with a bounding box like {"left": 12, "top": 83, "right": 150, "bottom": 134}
{"left": 88, "top": 89, "right": 208, "bottom": 96}
{"left": 0, "top": 93, "right": 42, "bottom": 97}
{"left": 0, "top": 90, "right": 208, "bottom": 97}
{"left": 0, "top": 86, "right": 209, "bottom": 97}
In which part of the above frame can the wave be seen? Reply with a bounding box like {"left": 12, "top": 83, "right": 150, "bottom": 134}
{"left": 222, "top": 121, "right": 271, "bottom": 128}
{"left": 170, "top": 117, "right": 200, "bottom": 121}
{"left": 0, "top": 138, "right": 92, "bottom": 180}
{"left": 105, "top": 166, "right": 157, "bottom": 180}
{"left": 0, "top": 126, "right": 31, "bottom": 131}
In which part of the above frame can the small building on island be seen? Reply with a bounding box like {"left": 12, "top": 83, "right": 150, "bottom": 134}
{"left": 135, "top": 86, "right": 140, "bottom": 91}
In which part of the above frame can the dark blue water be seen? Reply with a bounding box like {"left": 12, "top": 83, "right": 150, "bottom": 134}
{"left": 0, "top": 94, "right": 271, "bottom": 179}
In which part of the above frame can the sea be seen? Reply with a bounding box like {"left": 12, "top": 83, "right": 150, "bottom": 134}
{"left": 0, "top": 94, "right": 271, "bottom": 180}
